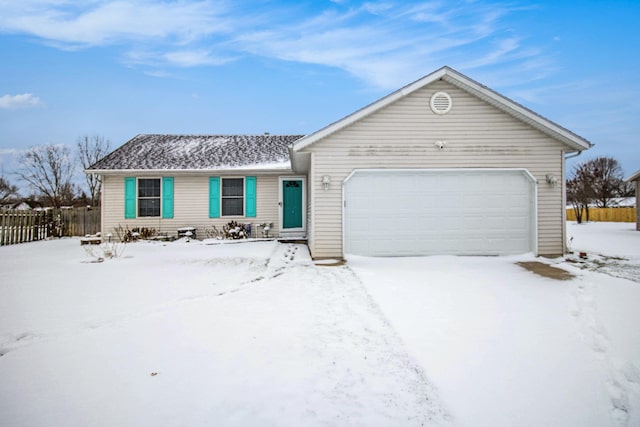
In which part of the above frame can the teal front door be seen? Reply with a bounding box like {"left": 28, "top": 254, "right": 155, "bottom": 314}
{"left": 282, "top": 179, "right": 303, "bottom": 229}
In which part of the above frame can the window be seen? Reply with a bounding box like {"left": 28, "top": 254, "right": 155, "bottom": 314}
{"left": 124, "top": 177, "right": 173, "bottom": 219}
{"left": 209, "top": 176, "right": 255, "bottom": 219}
{"left": 222, "top": 178, "right": 244, "bottom": 216}
{"left": 138, "top": 178, "right": 161, "bottom": 217}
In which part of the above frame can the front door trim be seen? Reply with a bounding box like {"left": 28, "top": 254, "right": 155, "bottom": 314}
{"left": 278, "top": 176, "right": 306, "bottom": 235}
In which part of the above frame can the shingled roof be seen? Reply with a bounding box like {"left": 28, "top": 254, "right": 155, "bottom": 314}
{"left": 88, "top": 134, "right": 305, "bottom": 171}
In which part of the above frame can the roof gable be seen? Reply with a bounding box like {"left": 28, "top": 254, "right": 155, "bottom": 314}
{"left": 89, "top": 134, "right": 304, "bottom": 172}
{"left": 293, "top": 66, "right": 592, "bottom": 153}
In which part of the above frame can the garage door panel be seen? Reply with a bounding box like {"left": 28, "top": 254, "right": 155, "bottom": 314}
{"left": 344, "top": 169, "right": 535, "bottom": 256}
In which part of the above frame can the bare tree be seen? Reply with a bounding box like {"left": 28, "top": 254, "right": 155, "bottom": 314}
{"left": 586, "top": 157, "right": 625, "bottom": 208}
{"left": 17, "top": 144, "right": 76, "bottom": 208}
{"left": 0, "top": 175, "right": 19, "bottom": 205}
{"left": 567, "top": 162, "right": 594, "bottom": 224}
{"left": 566, "top": 156, "right": 630, "bottom": 223}
{"left": 617, "top": 179, "right": 636, "bottom": 198}
{"left": 77, "top": 135, "right": 110, "bottom": 206}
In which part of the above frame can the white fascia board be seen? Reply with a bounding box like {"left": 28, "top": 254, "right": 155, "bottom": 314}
{"left": 90, "top": 167, "right": 292, "bottom": 175}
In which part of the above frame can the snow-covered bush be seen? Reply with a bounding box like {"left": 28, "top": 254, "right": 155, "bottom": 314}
{"left": 132, "top": 227, "right": 156, "bottom": 240}
{"left": 82, "top": 244, "right": 105, "bottom": 262}
{"left": 223, "top": 221, "right": 250, "bottom": 239}
{"left": 112, "top": 225, "right": 156, "bottom": 242}
{"left": 206, "top": 225, "right": 224, "bottom": 239}
{"left": 102, "top": 239, "right": 126, "bottom": 259}
{"left": 82, "top": 237, "right": 126, "bottom": 262}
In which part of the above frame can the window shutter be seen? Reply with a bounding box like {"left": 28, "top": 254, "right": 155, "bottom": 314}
{"left": 124, "top": 177, "right": 136, "bottom": 219}
{"left": 209, "top": 176, "right": 220, "bottom": 218}
{"left": 245, "top": 176, "right": 256, "bottom": 218}
{"left": 162, "top": 177, "right": 174, "bottom": 219}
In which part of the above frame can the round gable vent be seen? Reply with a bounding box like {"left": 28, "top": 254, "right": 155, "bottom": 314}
{"left": 430, "top": 91, "right": 452, "bottom": 115}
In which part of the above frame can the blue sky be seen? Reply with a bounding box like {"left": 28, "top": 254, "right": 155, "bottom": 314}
{"left": 1, "top": 0, "right": 639, "bottom": 190}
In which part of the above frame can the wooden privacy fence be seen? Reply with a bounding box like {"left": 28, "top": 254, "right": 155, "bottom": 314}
{"left": 0, "top": 207, "right": 101, "bottom": 246}
{"left": 566, "top": 207, "right": 636, "bottom": 222}
{"left": 58, "top": 207, "right": 101, "bottom": 237}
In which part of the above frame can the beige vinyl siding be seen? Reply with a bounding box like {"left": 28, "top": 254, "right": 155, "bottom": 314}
{"left": 101, "top": 173, "right": 284, "bottom": 239}
{"left": 304, "top": 80, "right": 566, "bottom": 258}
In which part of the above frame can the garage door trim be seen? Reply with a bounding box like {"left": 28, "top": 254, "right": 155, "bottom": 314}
{"left": 342, "top": 168, "right": 538, "bottom": 256}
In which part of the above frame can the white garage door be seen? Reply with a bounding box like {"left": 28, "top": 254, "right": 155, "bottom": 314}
{"left": 344, "top": 169, "right": 536, "bottom": 256}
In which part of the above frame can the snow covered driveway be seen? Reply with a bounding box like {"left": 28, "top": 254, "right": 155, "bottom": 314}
{"left": 1, "top": 222, "right": 639, "bottom": 426}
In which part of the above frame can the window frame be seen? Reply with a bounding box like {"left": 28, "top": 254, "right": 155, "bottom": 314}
{"left": 221, "top": 177, "right": 245, "bottom": 217}
{"left": 137, "top": 177, "right": 162, "bottom": 218}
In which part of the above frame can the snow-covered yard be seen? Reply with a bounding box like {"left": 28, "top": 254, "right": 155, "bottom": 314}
{"left": 1, "top": 222, "right": 639, "bottom": 426}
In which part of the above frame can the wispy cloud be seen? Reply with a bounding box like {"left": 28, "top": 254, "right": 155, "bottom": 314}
{"left": 0, "top": 0, "right": 230, "bottom": 48}
{"left": 0, "top": 94, "right": 43, "bottom": 109}
{"left": 361, "top": 2, "right": 394, "bottom": 16}
{"left": 162, "top": 50, "right": 236, "bottom": 67}
{"left": 0, "top": 148, "right": 24, "bottom": 156}
{"left": 234, "top": 1, "right": 539, "bottom": 89}
{"left": 0, "top": 0, "right": 554, "bottom": 90}
{"left": 125, "top": 48, "right": 236, "bottom": 68}
{"left": 458, "top": 37, "right": 524, "bottom": 70}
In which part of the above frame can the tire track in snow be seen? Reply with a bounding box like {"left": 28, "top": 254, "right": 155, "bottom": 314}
{"left": 292, "top": 263, "right": 451, "bottom": 425}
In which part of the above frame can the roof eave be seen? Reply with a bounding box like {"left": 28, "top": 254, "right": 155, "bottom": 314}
{"left": 88, "top": 165, "right": 293, "bottom": 175}
{"left": 625, "top": 169, "right": 640, "bottom": 182}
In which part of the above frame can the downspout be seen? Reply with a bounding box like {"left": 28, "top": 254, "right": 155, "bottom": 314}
{"left": 564, "top": 150, "right": 583, "bottom": 160}
{"left": 563, "top": 150, "right": 583, "bottom": 254}
{"left": 288, "top": 145, "right": 297, "bottom": 173}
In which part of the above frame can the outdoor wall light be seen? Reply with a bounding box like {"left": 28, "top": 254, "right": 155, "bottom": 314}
{"left": 546, "top": 174, "right": 558, "bottom": 187}
{"left": 321, "top": 175, "right": 331, "bottom": 190}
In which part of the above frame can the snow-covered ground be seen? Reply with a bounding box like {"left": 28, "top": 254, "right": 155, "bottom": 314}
{"left": 0, "top": 223, "right": 638, "bottom": 426}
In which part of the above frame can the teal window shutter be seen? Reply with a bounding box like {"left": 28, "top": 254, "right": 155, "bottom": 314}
{"left": 162, "top": 177, "right": 174, "bottom": 219}
{"left": 124, "top": 177, "right": 136, "bottom": 219}
{"left": 209, "top": 176, "right": 220, "bottom": 218}
{"left": 245, "top": 176, "right": 256, "bottom": 218}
